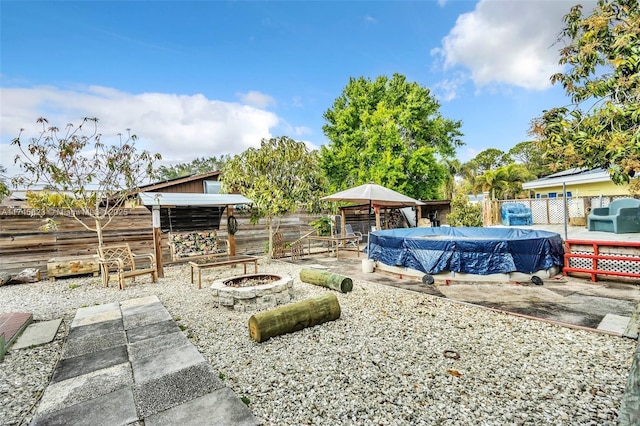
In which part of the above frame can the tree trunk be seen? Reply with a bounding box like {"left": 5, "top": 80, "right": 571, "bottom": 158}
{"left": 0, "top": 272, "right": 12, "bottom": 286}
{"left": 248, "top": 293, "right": 341, "bottom": 343}
{"left": 299, "top": 269, "right": 353, "bottom": 293}
{"left": 0, "top": 268, "right": 41, "bottom": 285}
{"left": 96, "top": 219, "right": 104, "bottom": 246}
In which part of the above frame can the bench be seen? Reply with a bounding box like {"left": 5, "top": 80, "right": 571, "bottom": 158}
{"left": 169, "top": 230, "right": 230, "bottom": 262}
{"left": 501, "top": 202, "right": 533, "bottom": 226}
{"left": 97, "top": 244, "right": 157, "bottom": 290}
{"left": 588, "top": 198, "right": 640, "bottom": 234}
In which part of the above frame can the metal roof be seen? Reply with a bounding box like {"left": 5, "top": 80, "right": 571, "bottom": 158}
{"left": 522, "top": 168, "right": 611, "bottom": 190}
{"left": 138, "top": 192, "right": 253, "bottom": 207}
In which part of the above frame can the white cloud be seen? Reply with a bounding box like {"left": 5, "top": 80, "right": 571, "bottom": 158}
{"left": 237, "top": 90, "right": 276, "bottom": 108}
{"left": 432, "top": 72, "right": 468, "bottom": 101}
{"left": 434, "top": 0, "right": 596, "bottom": 91}
{"left": 0, "top": 85, "right": 280, "bottom": 177}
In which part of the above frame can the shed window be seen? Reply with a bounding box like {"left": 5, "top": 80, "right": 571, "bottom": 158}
{"left": 204, "top": 180, "right": 221, "bottom": 194}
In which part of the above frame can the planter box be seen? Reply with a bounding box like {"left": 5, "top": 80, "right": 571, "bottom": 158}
{"left": 47, "top": 255, "right": 100, "bottom": 281}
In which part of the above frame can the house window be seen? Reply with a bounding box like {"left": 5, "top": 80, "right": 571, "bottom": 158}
{"left": 204, "top": 180, "right": 221, "bottom": 194}
{"left": 566, "top": 191, "right": 572, "bottom": 197}
{"left": 536, "top": 194, "right": 541, "bottom": 199}
{"left": 548, "top": 193, "right": 557, "bottom": 198}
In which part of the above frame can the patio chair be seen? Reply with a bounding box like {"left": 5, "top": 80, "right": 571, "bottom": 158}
{"left": 343, "top": 224, "right": 363, "bottom": 248}
{"left": 97, "top": 244, "right": 157, "bottom": 290}
{"left": 272, "top": 231, "right": 305, "bottom": 261}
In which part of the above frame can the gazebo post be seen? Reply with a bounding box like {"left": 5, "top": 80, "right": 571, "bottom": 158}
{"left": 152, "top": 204, "right": 164, "bottom": 278}
{"left": 227, "top": 205, "right": 236, "bottom": 256}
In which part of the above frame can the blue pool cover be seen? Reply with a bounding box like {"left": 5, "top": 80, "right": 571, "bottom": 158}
{"left": 368, "top": 227, "right": 564, "bottom": 275}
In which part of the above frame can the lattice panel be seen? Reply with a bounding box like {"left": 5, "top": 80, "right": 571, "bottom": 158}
{"left": 530, "top": 199, "right": 548, "bottom": 224}
{"left": 568, "top": 251, "right": 593, "bottom": 270}
{"left": 597, "top": 251, "right": 640, "bottom": 276}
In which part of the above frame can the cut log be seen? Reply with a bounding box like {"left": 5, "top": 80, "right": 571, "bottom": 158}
{"left": 299, "top": 269, "right": 353, "bottom": 293}
{"left": 11, "top": 268, "right": 41, "bottom": 283}
{"left": 0, "top": 268, "right": 41, "bottom": 286}
{"left": 248, "top": 293, "right": 341, "bottom": 343}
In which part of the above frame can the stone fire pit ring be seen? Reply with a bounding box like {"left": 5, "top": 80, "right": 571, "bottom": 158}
{"left": 210, "top": 273, "right": 294, "bottom": 311}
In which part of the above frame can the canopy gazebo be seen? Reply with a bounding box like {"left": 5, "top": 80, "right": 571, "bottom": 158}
{"left": 321, "top": 182, "right": 425, "bottom": 235}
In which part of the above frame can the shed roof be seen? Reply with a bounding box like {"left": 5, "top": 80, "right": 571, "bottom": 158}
{"left": 138, "top": 192, "right": 252, "bottom": 207}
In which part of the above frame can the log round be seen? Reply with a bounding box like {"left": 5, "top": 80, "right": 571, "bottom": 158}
{"left": 299, "top": 269, "right": 353, "bottom": 293}
{"left": 248, "top": 292, "right": 341, "bottom": 343}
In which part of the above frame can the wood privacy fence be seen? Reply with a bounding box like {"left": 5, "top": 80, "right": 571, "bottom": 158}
{"left": 0, "top": 207, "right": 318, "bottom": 276}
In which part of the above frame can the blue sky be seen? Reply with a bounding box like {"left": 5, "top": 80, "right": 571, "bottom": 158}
{"left": 1, "top": 0, "right": 591, "bottom": 179}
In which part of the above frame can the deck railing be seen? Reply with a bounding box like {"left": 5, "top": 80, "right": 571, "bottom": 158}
{"left": 563, "top": 239, "right": 640, "bottom": 282}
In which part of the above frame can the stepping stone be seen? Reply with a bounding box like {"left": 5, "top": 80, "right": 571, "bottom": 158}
{"left": 0, "top": 312, "right": 33, "bottom": 348}
{"left": 597, "top": 313, "right": 631, "bottom": 334}
{"left": 12, "top": 318, "right": 62, "bottom": 350}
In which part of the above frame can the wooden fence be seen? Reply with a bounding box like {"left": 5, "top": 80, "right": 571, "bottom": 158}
{"left": 0, "top": 206, "right": 318, "bottom": 276}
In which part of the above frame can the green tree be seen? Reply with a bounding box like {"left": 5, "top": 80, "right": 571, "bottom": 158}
{"left": 441, "top": 158, "right": 462, "bottom": 200}
{"left": 446, "top": 191, "right": 483, "bottom": 227}
{"left": 321, "top": 73, "right": 463, "bottom": 200}
{"left": 540, "top": 0, "right": 640, "bottom": 183}
{"left": 11, "top": 117, "right": 161, "bottom": 245}
{"left": 473, "top": 164, "right": 534, "bottom": 200}
{"left": 508, "top": 141, "right": 552, "bottom": 178}
{"left": 155, "top": 155, "right": 230, "bottom": 180}
{"left": 0, "top": 165, "right": 9, "bottom": 200}
{"left": 472, "top": 148, "right": 510, "bottom": 173}
{"left": 221, "top": 136, "right": 325, "bottom": 257}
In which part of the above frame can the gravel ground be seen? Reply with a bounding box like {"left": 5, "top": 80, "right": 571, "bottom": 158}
{"left": 0, "top": 258, "right": 636, "bottom": 425}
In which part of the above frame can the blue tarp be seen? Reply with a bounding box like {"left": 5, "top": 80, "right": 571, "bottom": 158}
{"left": 367, "top": 227, "right": 563, "bottom": 275}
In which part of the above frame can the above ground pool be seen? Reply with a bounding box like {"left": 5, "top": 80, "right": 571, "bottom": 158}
{"left": 367, "top": 227, "right": 564, "bottom": 276}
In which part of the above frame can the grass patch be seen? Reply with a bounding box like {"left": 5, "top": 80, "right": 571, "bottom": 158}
{"left": 240, "top": 396, "right": 250, "bottom": 406}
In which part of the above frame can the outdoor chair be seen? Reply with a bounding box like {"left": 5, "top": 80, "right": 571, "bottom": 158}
{"left": 343, "top": 224, "right": 363, "bottom": 248}
{"left": 588, "top": 198, "right": 640, "bottom": 234}
{"left": 272, "top": 231, "right": 305, "bottom": 261}
{"left": 97, "top": 244, "right": 157, "bottom": 290}
{"left": 501, "top": 203, "right": 533, "bottom": 226}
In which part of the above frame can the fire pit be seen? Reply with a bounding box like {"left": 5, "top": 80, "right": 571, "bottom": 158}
{"left": 210, "top": 273, "right": 294, "bottom": 311}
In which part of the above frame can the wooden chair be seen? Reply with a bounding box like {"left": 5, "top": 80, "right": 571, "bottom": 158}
{"left": 272, "top": 231, "right": 305, "bottom": 261}
{"left": 97, "top": 244, "right": 157, "bottom": 290}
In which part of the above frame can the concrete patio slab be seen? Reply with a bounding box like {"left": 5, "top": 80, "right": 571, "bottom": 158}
{"left": 11, "top": 318, "right": 62, "bottom": 350}
{"left": 144, "top": 387, "right": 259, "bottom": 426}
{"left": 36, "top": 362, "right": 132, "bottom": 416}
{"left": 121, "top": 301, "right": 173, "bottom": 329}
{"left": 126, "top": 319, "right": 180, "bottom": 343}
{"left": 120, "top": 294, "right": 160, "bottom": 309}
{"left": 61, "top": 330, "right": 127, "bottom": 359}
{"left": 31, "top": 386, "right": 138, "bottom": 426}
{"left": 131, "top": 342, "right": 204, "bottom": 383}
{"left": 598, "top": 314, "right": 631, "bottom": 334}
{"left": 127, "top": 331, "right": 190, "bottom": 361}
{"left": 70, "top": 302, "right": 121, "bottom": 327}
{"left": 133, "top": 362, "right": 224, "bottom": 418}
{"left": 437, "top": 283, "right": 572, "bottom": 305}
{"left": 51, "top": 345, "right": 129, "bottom": 384}
{"left": 67, "top": 318, "right": 124, "bottom": 340}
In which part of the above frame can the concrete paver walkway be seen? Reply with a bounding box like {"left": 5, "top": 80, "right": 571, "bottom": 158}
{"left": 30, "top": 295, "right": 258, "bottom": 426}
